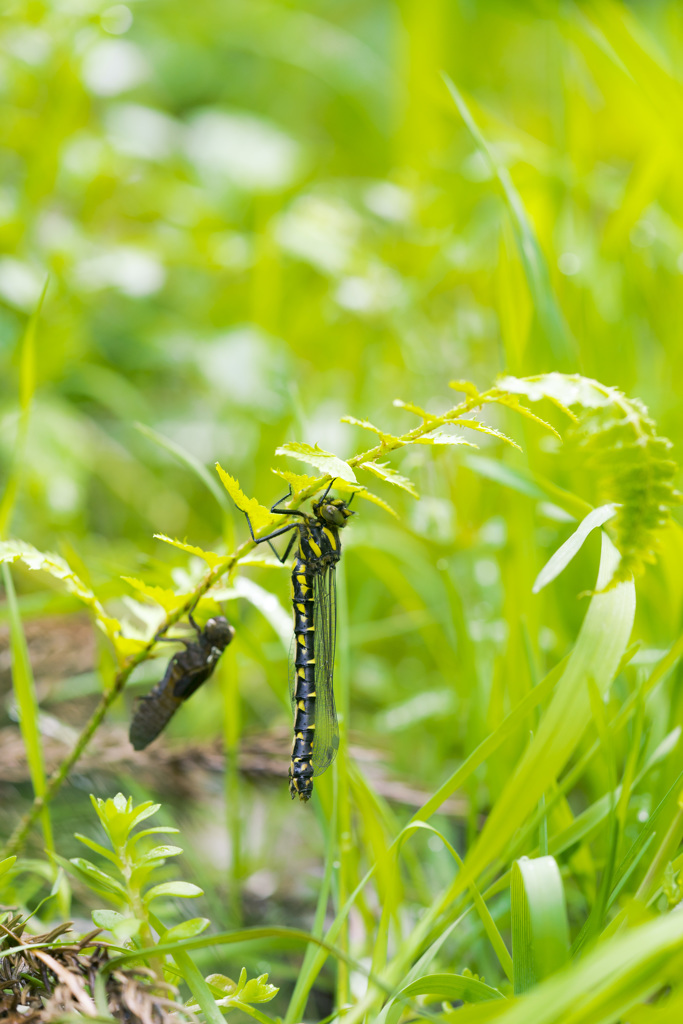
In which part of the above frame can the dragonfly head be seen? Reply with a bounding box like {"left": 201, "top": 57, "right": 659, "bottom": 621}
{"left": 204, "top": 616, "right": 235, "bottom": 648}
{"left": 313, "top": 496, "right": 355, "bottom": 528}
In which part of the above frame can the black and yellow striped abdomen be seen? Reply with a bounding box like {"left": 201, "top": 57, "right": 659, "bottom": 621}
{"left": 288, "top": 521, "right": 342, "bottom": 801}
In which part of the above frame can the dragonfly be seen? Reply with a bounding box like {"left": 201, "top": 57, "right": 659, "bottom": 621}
{"left": 239, "top": 480, "right": 355, "bottom": 801}
{"left": 129, "top": 614, "right": 235, "bottom": 751}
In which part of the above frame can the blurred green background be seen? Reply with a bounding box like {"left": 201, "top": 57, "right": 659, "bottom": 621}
{"left": 2, "top": 0, "right": 683, "bottom": 1009}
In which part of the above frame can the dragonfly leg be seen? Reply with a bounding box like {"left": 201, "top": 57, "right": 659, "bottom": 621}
{"left": 270, "top": 485, "right": 306, "bottom": 519}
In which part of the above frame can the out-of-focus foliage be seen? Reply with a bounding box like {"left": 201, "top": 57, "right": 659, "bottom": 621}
{"left": 3, "top": 1, "right": 683, "bottom": 1022}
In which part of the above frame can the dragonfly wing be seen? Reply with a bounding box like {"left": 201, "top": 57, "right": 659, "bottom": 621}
{"left": 311, "top": 565, "right": 340, "bottom": 776}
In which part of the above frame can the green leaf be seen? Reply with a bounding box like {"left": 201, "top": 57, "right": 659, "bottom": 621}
{"left": 443, "top": 76, "right": 575, "bottom": 364}
{"left": 135, "top": 421, "right": 231, "bottom": 512}
{"left": 448, "top": 418, "right": 522, "bottom": 451}
{"left": 0, "top": 856, "right": 16, "bottom": 880}
{"left": 496, "top": 374, "right": 681, "bottom": 583}
{"left": 413, "top": 432, "right": 477, "bottom": 447}
{"left": 271, "top": 468, "right": 320, "bottom": 492}
{"left": 275, "top": 442, "right": 357, "bottom": 483}
{"left": 341, "top": 415, "right": 398, "bottom": 441}
{"left": 497, "top": 373, "right": 612, "bottom": 411}
{"left": 153, "top": 534, "right": 224, "bottom": 567}
{"left": 131, "top": 826, "right": 180, "bottom": 841}
{"left": 511, "top": 856, "right": 570, "bottom": 994}
{"left": 360, "top": 461, "right": 419, "bottom": 498}
{"left": 121, "top": 577, "right": 189, "bottom": 612}
{"left": 392, "top": 399, "right": 437, "bottom": 422}
{"left": 55, "top": 854, "right": 126, "bottom": 900}
{"left": 448, "top": 379, "right": 481, "bottom": 400}
{"left": 387, "top": 973, "right": 504, "bottom": 1024}
{"left": 0, "top": 541, "right": 120, "bottom": 647}
{"left": 1, "top": 564, "right": 53, "bottom": 854}
{"left": 143, "top": 880, "right": 203, "bottom": 903}
{"left": 161, "top": 918, "right": 210, "bottom": 942}
{"left": 532, "top": 504, "right": 619, "bottom": 593}
{"left": 91, "top": 909, "right": 126, "bottom": 930}
{"left": 0, "top": 277, "right": 47, "bottom": 537}
{"left": 454, "top": 534, "right": 635, "bottom": 894}
{"left": 328, "top": 479, "right": 397, "bottom": 517}
{"left": 74, "top": 834, "right": 118, "bottom": 864}
{"left": 215, "top": 464, "right": 276, "bottom": 531}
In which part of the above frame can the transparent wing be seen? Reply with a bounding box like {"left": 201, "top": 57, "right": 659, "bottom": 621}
{"left": 311, "top": 565, "right": 340, "bottom": 776}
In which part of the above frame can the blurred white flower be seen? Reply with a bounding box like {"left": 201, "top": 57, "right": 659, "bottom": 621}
{"left": 277, "top": 195, "right": 361, "bottom": 274}
{"left": 81, "top": 39, "right": 149, "bottom": 96}
{"left": 184, "top": 111, "right": 301, "bottom": 192}
{"left": 0, "top": 258, "right": 45, "bottom": 311}
{"left": 106, "top": 103, "right": 179, "bottom": 160}
{"left": 363, "top": 182, "right": 413, "bottom": 222}
{"left": 73, "top": 246, "right": 165, "bottom": 296}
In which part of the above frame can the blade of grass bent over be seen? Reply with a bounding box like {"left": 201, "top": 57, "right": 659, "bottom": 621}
{"left": 456, "top": 533, "right": 634, "bottom": 894}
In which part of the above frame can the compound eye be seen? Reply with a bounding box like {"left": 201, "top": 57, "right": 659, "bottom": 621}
{"left": 323, "top": 503, "right": 345, "bottom": 526}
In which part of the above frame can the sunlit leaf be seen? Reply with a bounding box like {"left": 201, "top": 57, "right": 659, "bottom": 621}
{"left": 360, "top": 461, "right": 419, "bottom": 497}
{"left": 413, "top": 432, "right": 477, "bottom": 447}
{"left": 0, "top": 540, "right": 120, "bottom": 646}
{"left": 153, "top": 534, "right": 224, "bottom": 568}
{"left": 341, "top": 415, "right": 398, "bottom": 440}
{"left": 143, "top": 880, "right": 203, "bottom": 902}
{"left": 121, "top": 576, "right": 188, "bottom": 611}
{"left": 216, "top": 463, "right": 276, "bottom": 532}
{"left": 331, "top": 480, "right": 398, "bottom": 517}
{"left": 271, "top": 468, "right": 320, "bottom": 492}
{"left": 392, "top": 399, "right": 437, "bottom": 422}
{"left": 533, "top": 504, "right": 619, "bottom": 594}
{"left": 275, "top": 441, "right": 357, "bottom": 483}
{"left": 449, "top": 418, "right": 522, "bottom": 450}
{"left": 448, "top": 380, "right": 481, "bottom": 400}
{"left": 511, "top": 856, "right": 570, "bottom": 994}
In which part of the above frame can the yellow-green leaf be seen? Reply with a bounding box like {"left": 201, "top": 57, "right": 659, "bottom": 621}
{"left": 271, "top": 468, "right": 320, "bottom": 493}
{"left": 413, "top": 433, "right": 478, "bottom": 447}
{"left": 276, "top": 442, "right": 357, "bottom": 483}
{"left": 449, "top": 379, "right": 481, "bottom": 400}
{"left": 448, "top": 418, "right": 522, "bottom": 450}
{"left": 360, "top": 462, "right": 419, "bottom": 498}
{"left": 121, "top": 577, "right": 188, "bottom": 612}
{"left": 215, "top": 463, "right": 276, "bottom": 531}
{"left": 393, "top": 398, "right": 437, "bottom": 422}
{"left": 153, "top": 534, "right": 224, "bottom": 567}
{"left": 0, "top": 540, "right": 120, "bottom": 646}
{"left": 342, "top": 415, "right": 398, "bottom": 441}
{"left": 331, "top": 480, "right": 397, "bottom": 517}
{"left": 114, "top": 636, "right": 149, "bottom": 660}
{"left": 491, "top": 394, "right": 562, "bottom": 440}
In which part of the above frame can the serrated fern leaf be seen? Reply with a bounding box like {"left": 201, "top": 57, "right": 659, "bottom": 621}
{"left": 360, "top": 462, "right": 419, "bottom": 498}
{"left": 0, "top": 540, "right": 120, "bottom": 644}
{"left": 393, "top": 398, "right": 438, "bottom": 422}
{"left": 331, "top": 480, "right": 398, "bottom": 517}
{"left": 121, "top": 577, "right": 187, "bottom": 612}
{"left": 271, "top": 468, "right": 320, "bottom": 493}
{"left": 341, "top": 415, "right": 398, "bottom": 442}
{"left": 154, "top": 535, "right": 224, "bottom": 567}
{"left": 215, "top": 463, "right": 276, "bottom": 531}
{"left": 275, "top": 442, "right": 356, "bottom": 483}
{"left": 448, "top": 418, "right": 522, "bottom": 451}
{"left": 498, "top": 374, "right": 681, "bottom": 584}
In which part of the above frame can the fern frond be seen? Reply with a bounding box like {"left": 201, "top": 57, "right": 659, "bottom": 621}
{"left": 498, "top": 374, "right": 681, "bottom": 584}
{"left": 341, "top": 415, "right": 398, "bottom": 442}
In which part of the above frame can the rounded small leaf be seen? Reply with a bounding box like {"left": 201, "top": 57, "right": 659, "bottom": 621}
{"left": 161, "top": 917, "right": 211, "bottom": 942}
{"left": 143, "top": 880, "right": 203, "bottom": 903}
